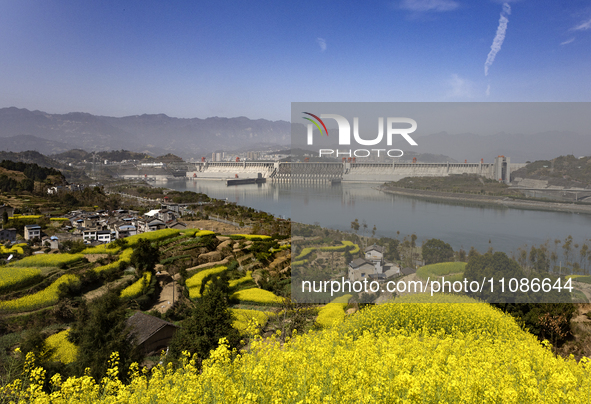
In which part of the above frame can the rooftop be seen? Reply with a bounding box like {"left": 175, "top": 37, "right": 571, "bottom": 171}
{"left": 365, "top": 244, "right": 384, "bottom": 253}
{"left": 349, "top": 258, "right": 372, "bottom": 269}
{"left": 126, "top": 312, "right": 177, "bottom": 346}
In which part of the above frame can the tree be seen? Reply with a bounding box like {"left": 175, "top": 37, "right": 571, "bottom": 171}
{"left": 422, "top": 238, "right": 454, "bottom": 265}
{"left": 267, "top": 298, "right": 316, "bottom": 343}
{"left": 130, "top": 238, "right": 160, "bottom": 276}
{"left": 562, "top": 235, "right": 573, "bottom": 269}
{"left": 59, "top": 239, "right": 86, "bottom": 254}
{"left": 62, "top": 193, "right": 80, "bottom": 207}
{"left": 458, "top": 249, "right": 466, "bottom": 262}
{"left": 529, "top": 244, "right": 550, "bottom": 273}
{"left": 350, "top": 218, "right": 360, "bottom": 234}
{"left": 19, "top": 327, "right": 54, "bottom": 363}
{"left": 494, "top": 303, "right": 576, "bottom": 347}
{"left": 168, "top": 274, "right": 240, "bottom": 365}
{"left": 410, "top": 234, "right": 418, "bottom": 267}
{"left": 464, "top": 251, "right": 525, "bottom": 303}
{"left": 344, "top": 249, "right": 353, "bottom": 265}
{"left": 67, "top": 291, "right": 142, "bottom": 381}
{"left": 467, "top": 246, "right": 480, "bottom": 261}
{"left": 378, "top": 237, "right": 400, "bottom": 262}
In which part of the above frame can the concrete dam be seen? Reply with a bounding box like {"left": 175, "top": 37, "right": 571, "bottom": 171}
{"left": 184, "top": 156, "right": 524, "bottom": 184}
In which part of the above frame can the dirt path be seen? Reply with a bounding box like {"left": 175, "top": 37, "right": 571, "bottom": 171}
{"left": 269, "top": 254, "right": 290, "bottom": 272}
{"left": 149, "top": 279, "right": 182, "bottom": 313}
{"left": 84, "top": 254, "right": 108, "bottom": 263}
{"left": 216, "top": 239, "right": 233, "bottom": 251}
{"left": 572, "top": 303, "right": 591, "bottom": 323}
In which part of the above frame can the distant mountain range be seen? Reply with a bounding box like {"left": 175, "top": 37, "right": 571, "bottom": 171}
{"left": 1, "top": 107, "right": 589, "bottom": 163}
{"left": 0, "top": 107, "right": 291, "bottom": 159}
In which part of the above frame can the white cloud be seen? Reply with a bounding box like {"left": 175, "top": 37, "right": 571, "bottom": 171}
{"left": 447, "top": 74, "right": 473, "bottom": 98}
{"left": 484, "top": 3, "right": 511, "bottom": 76}
{"left": 572, "top": 18, "right": 591, "bottom": 31}
{"left": 316, "top": 38, "right": 327, "bottom": 52}
{"left": 561, "top": 37, "right": 575, "bottom": 45}
{"left": 486, "top": 84, "right": 491, "bottom": 97}
{"left": 502, "top": 3, "right": 511, "bottom": 15}
{"left": 399, "top": 0, "right": 459, "bottom": 12}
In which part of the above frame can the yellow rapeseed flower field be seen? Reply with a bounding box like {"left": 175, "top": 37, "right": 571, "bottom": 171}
{"left": 229, "top": 271, "right": 253, "bottom": 288}
{"left": 230, "top": 234, "right": 271, "bottom": 240}
{"left": 8, "top": 215, "right": 42, "bottom": 220}
{"left": 0, "top": 243, "right": 26, "bottom": 255}
{"left": 316, "top": 294, "right": 352, "bottom": 328}
{"left": 0, "top": 266, "right": 42, "bottom": 293}
{"left": 182, "top": 229, "right": 215, "bottom": 237}
{"left": 231, "top": 287, "right": 283, "bottom": 305}
{"left": 80, "top": 244, "right": 121, "bottom": 255}
{"left": 341, "top": 240, "right": 360, "bottom": 254}
{"left": 9, "top": 253, "right": 84, "bottom": 268}
{"left": 3, "top": 293, "right": 591, "bottom": 403}
{"left": 93, "top": 248, "right": 134, "bottom": 273}
{"left": 186, "top": 266, "right": 227, "bottom": 299}
{"left": 120, "top": 272, "right": 152, "bottom": 299}
{"left": 269, "top": 244, "right": 290, "bottom": 252}
{"left": 45, "top": 330, "right": 78, "bottom": 364}
{"left": 0, "top": 274, "right": 79, "bottom": 313}
{"left": 296, "top": 241, "right": 359, "bottom": 260}
{"left": 231, "top": 308, "right": 273, "bottom": 334}
{"left": 125, "top": 229, "right": 180, "bottom": 245}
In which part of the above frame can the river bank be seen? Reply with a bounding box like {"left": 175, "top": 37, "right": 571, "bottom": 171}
{"left": 378, "top": 186, "right": 591, "bottom": 215}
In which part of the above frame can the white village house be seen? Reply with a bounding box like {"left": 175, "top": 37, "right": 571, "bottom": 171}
{"left": 24, "top": 225, "right": 41, "bottom": 241}
{"left": 348, "top": 244, "right": 401, "bottom": 282}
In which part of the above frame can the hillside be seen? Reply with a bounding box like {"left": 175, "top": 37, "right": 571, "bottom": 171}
{"left": 511, "top": 155, "right": 591, "bottom": 189}
{"left": 0, "top": 160, "right": 66, "bottom": 193}
{"left": 0, "top": 151, "right": 89, "bottom": 183}
{"left": 382, "top": 173, "right": 523, "bottom": 196}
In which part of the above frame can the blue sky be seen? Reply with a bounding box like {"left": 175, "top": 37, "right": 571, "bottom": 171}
{"left": 0, "top": 0, "right": 590, "bottom": 121}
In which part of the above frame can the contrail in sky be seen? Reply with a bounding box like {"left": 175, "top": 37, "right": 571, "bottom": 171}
{"left": 484, "top": 3, "right": 511, "bottom": 76}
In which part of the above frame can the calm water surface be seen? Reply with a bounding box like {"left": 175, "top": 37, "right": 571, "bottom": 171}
{"left": 163, "top": 179, "right": 591, "bottom": 255}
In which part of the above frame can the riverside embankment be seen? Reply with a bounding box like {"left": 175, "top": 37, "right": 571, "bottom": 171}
{"left": 378, "top": 185, "right": 591, "bottom": 215}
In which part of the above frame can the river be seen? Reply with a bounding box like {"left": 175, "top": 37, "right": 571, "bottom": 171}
{"left": 162, "top": 179, "right": 591, "bottom": 256}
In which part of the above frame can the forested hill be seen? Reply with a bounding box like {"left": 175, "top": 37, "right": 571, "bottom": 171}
{"left": 0, "top": 159, "right": 65, "bottom": 193}
{"left": 0, "top": 151, "right": 88, "bottom": 183}
{"left": 0, "top": 160, "right": 63, "bottom": 182}
{"left": 511, "top": 155, "right": 591, "bottom": 188}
